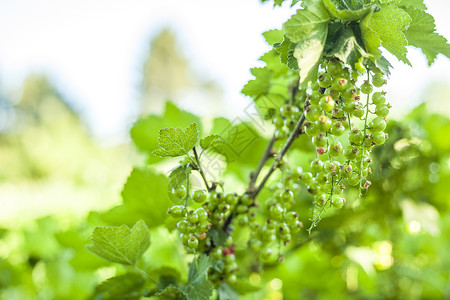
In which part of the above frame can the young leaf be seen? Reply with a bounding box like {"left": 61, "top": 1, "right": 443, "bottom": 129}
{"left": 200, "top": 134, "right": 225, "bottom": 151}
{"left": 397, "top": 0, "right": 426, "bottom": 10}
{"left": 293, "top": 29, "right": 328, "bottom": 88}
{"left": 91, "top": 273, "right": 146, "bottom": 300}
{"left": 324, "top": 25, "right": 373, "bottom": 69}
{"left": 275, "top": 37, "right": 299, "bottom": 70}
{"left": 153, "top": 286, "right": 185, "bottom": 300}
{"left": 100, "top": 169, "right": 172, "bottom": 228}
{"left": 131, "top": 102, "right": 201, "bottom": 163}
{"left": 217, "top": 283, "right": 239, "bottom": 300}
{"left": 322, "top": 0, "right": 378, "bottom": 21}
{"left": 241, "top": 67, "right": 272, "bottom": 98}
{"left": 86, "top": 220, "right": 150, "bottom": 265}
{"left": 403, "top": 7, "right": 450, "bottom": 65}
{"left": 262, "top": 29, "right": 284, "bottom": 45}
{"left": 168, "top": 164, "right": 191, "bottom": 191}
{"left": 153, "top": 123, "right": 199, "bottom": 157}
{"left": 181, "top": 255, "right": 214, "bottom": 300}
{"left": 283, "top": 0, "right": 330, "bottom": 43}
{"left": 283, "top": 0, "right": 329, "bottom": 88}
{"left": 360, "top": 5, "right": 412, "bottom": 65}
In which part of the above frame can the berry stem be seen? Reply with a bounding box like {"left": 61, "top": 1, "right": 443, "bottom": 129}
{"left": 359, "top": 69, "right": 371, "bottom": 195}
{"left": 247, "top": 134, "right": 276, "bottom": 194}
{"left": 193, "top": 146, "right": 212, "bottom": 192}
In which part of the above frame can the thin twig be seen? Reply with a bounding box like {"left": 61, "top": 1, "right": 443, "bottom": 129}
{"left": 251, "top": 108, "right": 307, "bottom": 199}
{"left": 193, "top": 146, "right": 211, "bottom": 192}
{"left": 133, "top": 265, "right": 157, "bottom": 283}
{"left": 247, "top": 134, "right": 276, "bottom": 193}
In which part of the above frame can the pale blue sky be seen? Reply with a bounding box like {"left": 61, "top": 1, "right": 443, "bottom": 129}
{"left": 0, "top": 0, "right": 449, "bottom": 142}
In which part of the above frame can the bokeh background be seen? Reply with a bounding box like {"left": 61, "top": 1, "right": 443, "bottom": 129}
{"left": 0, "top": 0, "right": 449, "bottom": 299}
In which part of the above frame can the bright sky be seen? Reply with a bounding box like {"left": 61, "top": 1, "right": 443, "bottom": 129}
{"left": 0, "top": 0, "right": 449, "bottom": 142}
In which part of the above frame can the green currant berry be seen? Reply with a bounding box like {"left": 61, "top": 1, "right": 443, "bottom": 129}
{"left": 347, "top": 173, "right": 360, "bottom": 186}
{"left": 305, "top": 105, "right": 321, "bottom": 121}
{"left": 332, "top": 197, "right": 346, "bottom": 208}
{"left": 193, "top": 189, "right": 207, "bottom": 203}
{"left": 313, "top": 134, "right": 328, "bottom": 148}
{"left": 187, "top": 210, "right": 199, "bottom": 223}
{"left": 318, "top": 115, "right": 332, "bottom": 131}
{"left": 349, "top": 129, "right": 364, "bottom": 145}
{"left": 225, "top": 193, "right": 238, "bottom": 205}
{"left": 300, "top": 172, "right": 314, "bottom": 184}
{"left": 375, "top": 104, "right": 389, "bottom": 117}
{"left": 360, "top": 81, "right": 373, "bottom": 94}
{"left": 372, "top": 73, "right": 386, "bottom": 87}
{"left": 272, "top": 116, "right": 284, "bottom": 129}
{"left": 327, "top": 59, "right": 342, "bottom": 76}
{"left": 168, "top": 205, "right": 185, "bottom": 218}
{"left": 173, "top": 185, "right": 187, "bottom": 199}
{"left": 311, "top": 158, "right": 324, "bottom": 173}
{"left": 372, "top": 92, "right": 386, "bottom": 105}
{"left": 187, "top": 236, "right": 199, "bottom": 248}
{"left": 314, "top": 193, "right": 328, "bottom": 205}
{"left": 344, "top": 146, "right": 358, "bottom": 160}
{"left": 318, "top": 73, "right": 332, "bottom": 88}
{"left": 319, "top": 95, "right": 335, "bottom": 112}
{"left": 372, "top": 131, "right": 387, "bottom": 145}
{"left": 330, "top": 121, "right": 345, "bottom": 136}
{"left": 369, "top": 117, "right": 386, "bottom": 132}
{"left": 329, "top": 142, "right": 343, "bottom": 157}
{"left": 304, "top": 121, "right": 320, "bottom": 137}
{"left": 177, "top": 220, "right": 189, "bottom": 233}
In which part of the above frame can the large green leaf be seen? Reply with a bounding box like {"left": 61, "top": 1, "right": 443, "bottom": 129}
{"left": 283, "top": 0, "right": 329, "bottom": 88}
{"left": 293, "top": 28, "right": 328, "bottom": 88}
{"left": 324, "top": 25, "right": 373, "bottom": 69}
{"left": 398, "top": 0, "right": 426, "bottom": 10}
{"left": 360, "top": 5, "right": 412, "bottom": 65}
{"left": 283, "top": 0, "right": 330, "bottom": 43}
{"left": 86, "top": 220, "right": 150, "bottom": 265}
{"left": 100, "top": 169, "right": 172, "bottom": 227}
{"left": 322, "top": 0, "right": 378, "bottom": 21}
{"left": 152, "top": 123, "right": 199, "bottom": 157}
{"left": 181, "top": 255, "right": 214, "bottom": 300}
{"left": 130, "top": 102, "right": 201, "bottom": 163}
{"left": 403, "top": 7, "right": 450, "bottom": 65}
{"left": 91, "top": 273, "right": 146, "bottom": 300}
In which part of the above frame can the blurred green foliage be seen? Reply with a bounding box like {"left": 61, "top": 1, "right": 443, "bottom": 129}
{"left": 1, "top": 99, "right": 449, "bottom": 299}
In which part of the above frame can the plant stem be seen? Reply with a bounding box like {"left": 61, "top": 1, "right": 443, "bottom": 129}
{"left": 133, "top": 265, "right": 157, "bottom": 283}
{"left": 251, "top": 107, "right": 307, "bottom": 199}
{"left": 247, "top": 134, "right": 276, "bottom": 193}
{"left": 193, "top": 146, "right": 211, "bottom": 192}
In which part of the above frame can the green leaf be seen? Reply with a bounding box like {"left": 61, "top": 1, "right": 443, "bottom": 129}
{"left": 91, "top": 273, "right": 146, "bottom": 300}
{"left": 168, "top": 164, "right": 191, "bottom": 189}
{"left": 275, "top": 37, "right": 299, "bottom": 70}
{"left": 293, "top": 28, "right": 328, "bottom": 88}
{"left": 86, "top": 220, "right": 150, "bottom": 265}
{"left": 283, "top": 0, "right": 329, "bottom": 88}
{"left": 283, "top": 0, "right": 330, "bottom": 43}
{"left": 131, "top": 102, "right": 201, "bottom": 163}
{"left": 181, "top": 255, "right": 214, "bottom": 300}
{"left": 100, "top": 169, "right": 172, "bottom": 228}
{"left": 398, "top": 0, "right": 426, "bottom": 10}
{"left": 217, "top": 283, "right": 239, "bottom": 300}
{"left": 241, "top": 67, "right": 272, "bottom": 98}
{"left": 154, "top": 286, "right": 185, "bottom": 299}
{"left": 360, "top": 5, "right": 412, "bottom": 65}
{"left": 153, "top": 123, "right": 199, "bottom": 157}
{"left": 262, "top": 29, "right": 284, "bottom": 45}
{"left": 322, "top": 0, "right": 378, "bottom": 21}
{"left": 403, "top": 7, "right": 450, "bottom": 65}
{"left": 200, "top": 134, "right": 225, "bottom": 151}
{"left": 324, "top": 25, "right": 373, "bottom": 69}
